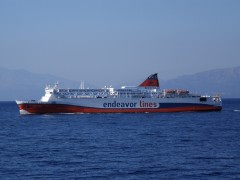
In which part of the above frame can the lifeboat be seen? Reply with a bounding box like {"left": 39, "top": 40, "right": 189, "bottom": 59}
{"left": 177, "top": 89, "right": 189, "bottom": 95}
{"left": 163, "top": 89, "right": 176, "bottom": 94}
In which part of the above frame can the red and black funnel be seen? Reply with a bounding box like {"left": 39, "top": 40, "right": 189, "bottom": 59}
{"left": 139, "top": 73, "right": 159, "bottom": 87}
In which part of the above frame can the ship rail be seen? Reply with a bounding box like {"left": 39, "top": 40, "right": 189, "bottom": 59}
{"left": 50, "top": 87, "right": 210, "bottom": 99}
{"left": 52, "top": 87, "right": 164, "bottom": 99}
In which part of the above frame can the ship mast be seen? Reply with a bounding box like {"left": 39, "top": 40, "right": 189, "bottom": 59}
{"left": 80, "top": 80, "right": 85, "bottom": 89}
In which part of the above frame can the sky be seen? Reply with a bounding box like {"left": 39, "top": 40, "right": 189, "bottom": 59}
{"left": 0, "top": 0, "right": 240, "bottom": 87}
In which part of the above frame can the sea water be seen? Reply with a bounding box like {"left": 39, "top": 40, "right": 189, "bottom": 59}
{"left": 0, "top": 99, "right": 239, "bottom": 179}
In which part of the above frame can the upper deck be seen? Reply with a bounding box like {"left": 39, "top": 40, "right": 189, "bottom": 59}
{"left": 50, "top": 86, "right": 193, "bottom": 99}
{"left": 40, "top": 73, "right": 213, "bottom": 102}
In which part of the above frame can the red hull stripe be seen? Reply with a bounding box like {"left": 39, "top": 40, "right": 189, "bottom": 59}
{"left": 18, "top": 103, "right": 222, "bottom": 114}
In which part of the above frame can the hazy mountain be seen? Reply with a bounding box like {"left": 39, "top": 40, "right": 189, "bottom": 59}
{"left": 0, "top": 67, "right": 81, "bottom": 101}
{"left": 161, "top": 66, "right": 240, "bottom": 98}
{"left": 0, "top": 66, "right": 240, "bottom": 100}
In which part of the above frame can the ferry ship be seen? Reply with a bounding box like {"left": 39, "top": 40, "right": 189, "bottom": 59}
{"left": 16, "top": 73, "right": 222, "bottom": 114}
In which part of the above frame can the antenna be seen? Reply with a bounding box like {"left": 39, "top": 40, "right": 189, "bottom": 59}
{"left": 54, "top": 81, "right": 59, "bottom": 89}
{"left": 80, "top": 80, "right": 85, "bottom": 89}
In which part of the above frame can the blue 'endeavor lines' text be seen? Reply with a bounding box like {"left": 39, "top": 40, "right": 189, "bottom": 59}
{"left": 103, "top": 100, "right": 159, "bottom": 108}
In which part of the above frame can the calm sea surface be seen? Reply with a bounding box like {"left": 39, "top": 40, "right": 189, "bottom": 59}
{"left": 0, "top": 99, "right": 240, "bottom": 179}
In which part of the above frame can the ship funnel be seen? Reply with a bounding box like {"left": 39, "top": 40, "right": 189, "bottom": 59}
{"left": 139, "top": 73, "right": 159, "bottom": 87}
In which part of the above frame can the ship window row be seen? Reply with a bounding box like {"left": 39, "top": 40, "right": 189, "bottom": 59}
{"left": 55, "top": 92, "right": 109, "bottom": 96}
{"left": 57, "top": 89, "right": 109, "bottom": 93}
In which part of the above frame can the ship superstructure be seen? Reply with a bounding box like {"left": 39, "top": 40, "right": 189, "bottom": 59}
{"left": 16, "top": 73, "right": 222, "bottom": 114}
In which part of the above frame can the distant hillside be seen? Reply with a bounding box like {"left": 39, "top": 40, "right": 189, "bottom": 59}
{"left": 0, "top": 66, "right": 240, "bottom": 100}
{"left": 161, "top": 66, "right": 240, "bottom": 98}
{"left": 0, "top": 67, "right": 81, "bottom": 101}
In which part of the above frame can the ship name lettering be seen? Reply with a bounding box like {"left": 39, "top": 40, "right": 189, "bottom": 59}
{"left": 140, "top": 100, "right": 158, "bottom": 108}
{"left": 103, "top": 101, "right": 137, "bottom": 108}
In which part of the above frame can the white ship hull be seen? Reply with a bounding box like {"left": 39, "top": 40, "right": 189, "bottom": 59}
{"left": 16, "top": 73, "right": 222, "bottom": 114}
{"left": 16, "top": 96, "right": 222, "bottom": 114}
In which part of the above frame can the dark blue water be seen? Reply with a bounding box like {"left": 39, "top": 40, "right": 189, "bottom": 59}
{"left": 0, "top": 99, "right": 240, "bottom": 179}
